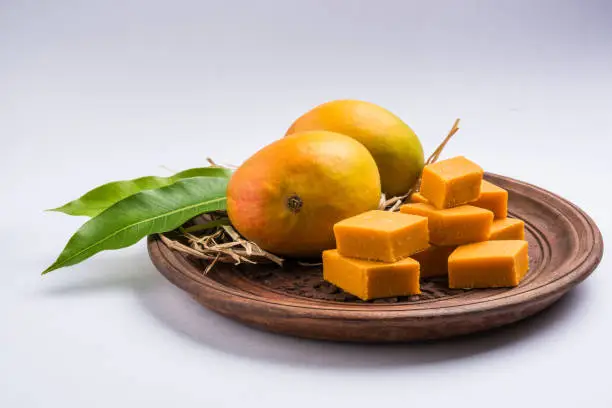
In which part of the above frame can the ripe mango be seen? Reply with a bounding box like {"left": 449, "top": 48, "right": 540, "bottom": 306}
{"left": 227, "top": 131, "right": 381, "bottom": 257}
{"left": 286, "top": 99, "right": 424, "bottom": 197}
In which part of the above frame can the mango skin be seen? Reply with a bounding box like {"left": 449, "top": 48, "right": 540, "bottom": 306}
{"left": 227, "top": 131, "right": 381, "bottom": 257}
{"left": 285, "top": 100, "right": 424, "bottom": 197}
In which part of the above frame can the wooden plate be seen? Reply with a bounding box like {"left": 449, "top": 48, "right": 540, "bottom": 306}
{"left": 147, "top": 173, "right": 603, "bottom": 342}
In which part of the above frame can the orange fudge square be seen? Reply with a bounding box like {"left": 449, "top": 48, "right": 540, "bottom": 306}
{"left": 448, "top": 240, "right": 529, "bottom": 289}
{"left": 334, "top": 210, "right": 429, "bottom": 263}
{"left": 471, "top": 180, "right": 508, "bottom": 219}
{"left": 490, "top": 218, "right": 525, "bottom": 240}
{"left": 323, "top": 250, "right": 421, "bottom": 301}
{"left": 410, "top": 192, "right": 429, "bottom": 204}
{"left": 411, "top": 245, "right": 456, "bottom": 278}
{"left": 420, "top": 156, "right": 484, "bottom": 209}
{"left": 400, "top": 203, "right": 493, "bottom": 246}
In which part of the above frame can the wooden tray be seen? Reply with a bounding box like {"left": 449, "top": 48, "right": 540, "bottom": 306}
{"left": 147, "top": 173, "right": 603, "bottom": 343}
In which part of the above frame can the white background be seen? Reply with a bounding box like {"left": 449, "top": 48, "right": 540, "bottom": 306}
{"left": 1, "top": 1, "right": 611, "bottom": 407}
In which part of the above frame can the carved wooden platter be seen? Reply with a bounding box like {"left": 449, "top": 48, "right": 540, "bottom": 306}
{"left": 147, "top": 173, "right": 603, "bottom": 342}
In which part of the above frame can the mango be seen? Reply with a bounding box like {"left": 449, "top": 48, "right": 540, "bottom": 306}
{"left": 227, "top": 131, "right": 381, "bottom": 257}
{"left": 285, "top": 99, "right": 424, "bottom": 197}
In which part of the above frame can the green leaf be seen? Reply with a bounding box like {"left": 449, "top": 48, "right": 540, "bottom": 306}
{"left": 43, "top": 176, "right": 229, "bottom": 274}
{"left": 48, "top": 167, "right": 233, "bottom": 217}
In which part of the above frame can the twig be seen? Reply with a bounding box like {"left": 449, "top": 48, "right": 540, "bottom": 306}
{"left": 206, "top": 157, "right": 239, "bottom": 169}
{"left": 426, "top": 118, "right": 460, "bottom": 165}
{"left": 204, "top": 253, "right": 221, "bottom": 274}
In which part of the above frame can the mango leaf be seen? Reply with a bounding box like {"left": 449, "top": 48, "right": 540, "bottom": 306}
{"left": 43, "top": 176, "right": 229, "bottom": 274}
{"left": 48, "top": 167, "right": 232, "bottom": 217}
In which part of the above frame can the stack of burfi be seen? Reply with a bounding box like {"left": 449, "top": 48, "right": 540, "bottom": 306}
{"left": 400, "top": 156, "right": 528, "bottom": 289}
{"left": 322, "top": 155, "right": 530, "bottom": 300}
{"left": 322, "top": 210, "right": 430, "bottom": 301}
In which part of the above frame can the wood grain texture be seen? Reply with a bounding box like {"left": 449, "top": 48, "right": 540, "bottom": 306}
{"left": 147, "top": 173, "right": 604, "bottom": 342}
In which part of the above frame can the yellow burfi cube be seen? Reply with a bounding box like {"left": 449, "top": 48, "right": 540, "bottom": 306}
{"left": 399, "top": 203, "right": 493, "bottom": 246}
{"left": 409, "top": 192, "right": 429, "bottom": 204}
{"left": 471, "top": 180, "right": 508, "bottom": 219}
{"left": 323, "top": 250, "right": 421, "bottom": 300}
{"left": 448, "top": 240, "right": 529, "bottom": 289}
{"left": 413, "top": 181, "right": 508, "bottom": 220}
{"left": 490, "top": 218, "right": 525, "bottom": 240}
{"left": 411, "top": 245, "right": 456, "bottom": 278}
{"left": 420, "top": 156, "right": 484, "bottom": 209}
{"left": 334, "top": 210, "right": 429, "bottom": 262}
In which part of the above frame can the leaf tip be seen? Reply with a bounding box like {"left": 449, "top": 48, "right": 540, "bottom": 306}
{"left": 44, "top": 206, "right": 93, "bottom": 217}
{"left": 45, "top": 205, "right": 72, "bottom": 215}
{"left": 41, "top": 266, "right": 55, "bottom": 275}
{"left": 42, "top": 259, "right": 63, "bottom": 275}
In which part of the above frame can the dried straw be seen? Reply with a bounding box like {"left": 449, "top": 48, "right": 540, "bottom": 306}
{"left": 160, "top": 213, "right": 283, "bottom": 272}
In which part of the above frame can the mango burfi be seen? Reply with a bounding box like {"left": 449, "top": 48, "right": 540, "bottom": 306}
{"left": 470, "top": 180, "right": 508, "bottom": 219}
{"left": 420, "top": 156, "right": 484, "bottom": 209}
{"left": 334, "top": 210, "right": 429, "bottom": 263}
{"left": 490, "top": 218, "right": 525, "bottom": 240}
{"left": 448, "top": 240, "right": 529, "bottom": 289}
{"left": 411, "top": 245, "right": 456, "bottom": 278}
{"left": 409, "top": 192, "right": 429, "bottom": 204}
{"left": 400, "top": 203, "right": 493, "bottom": 246}
{"left": 323, "top": 250, "right": 420, "bottom": 300}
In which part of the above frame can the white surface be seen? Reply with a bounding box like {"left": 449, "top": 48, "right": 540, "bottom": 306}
{"left": 1, "top": 1, "right": 611, "bottom": 407}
